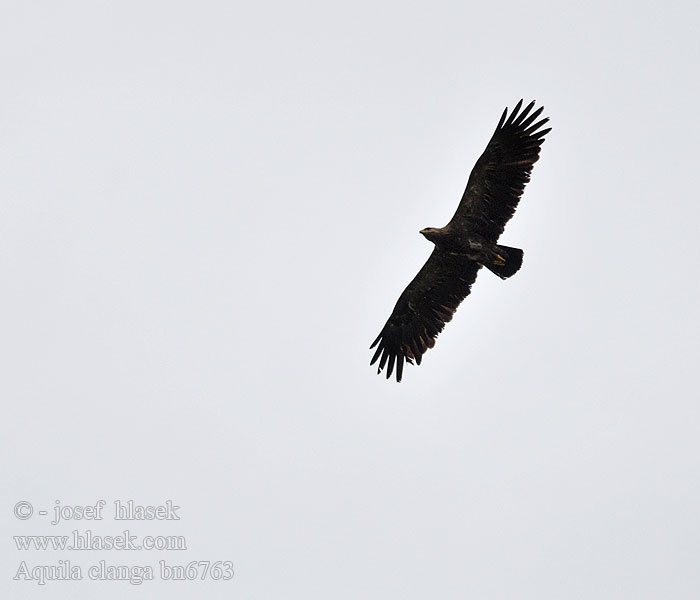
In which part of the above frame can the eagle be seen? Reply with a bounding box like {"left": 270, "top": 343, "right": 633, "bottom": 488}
{"left": 370, "top": 100, "right": 550, "bottom": 382}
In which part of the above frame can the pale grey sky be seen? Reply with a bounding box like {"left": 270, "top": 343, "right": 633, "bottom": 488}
{"left": 2, "top": 1, "right": 700, "bottom": 598}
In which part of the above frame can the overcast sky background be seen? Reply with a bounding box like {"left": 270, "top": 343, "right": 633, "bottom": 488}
{"left": 2, "top": 1, "right": 699, "bottom": 598}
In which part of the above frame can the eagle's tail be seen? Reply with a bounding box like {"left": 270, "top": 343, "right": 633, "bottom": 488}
{"left": 484, "top": 245, "right": 523, "bottom": 280}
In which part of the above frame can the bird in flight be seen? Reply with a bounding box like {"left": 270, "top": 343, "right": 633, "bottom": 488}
{"left": 370, "top": 100, "right": 550, "bottom": 382}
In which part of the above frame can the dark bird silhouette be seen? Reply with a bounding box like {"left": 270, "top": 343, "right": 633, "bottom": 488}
{"left": 370, "top": 100, "right": 550, "bottom": 382}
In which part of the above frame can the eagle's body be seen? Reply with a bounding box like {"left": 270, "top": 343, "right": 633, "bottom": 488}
{"left": 370, "top": 100, "right": 550, "bottom": 382}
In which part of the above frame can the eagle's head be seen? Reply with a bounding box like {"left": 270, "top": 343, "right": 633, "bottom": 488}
{"left": 419, "top": 227, "right": 443, "bottom": 244}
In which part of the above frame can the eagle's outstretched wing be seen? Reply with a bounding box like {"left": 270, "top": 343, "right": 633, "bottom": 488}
{"left": 449, "top": 100, "right": 550, "bottom": 240}
{"left": 370, "top": 250, "right": 481, "bottom": 382}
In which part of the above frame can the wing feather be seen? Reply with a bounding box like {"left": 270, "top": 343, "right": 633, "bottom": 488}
{"left": 370, "top": 249, "right": 481, "bottom": 382}
{"left": 450, "top": 100, "right": 550, "bottom": 239}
